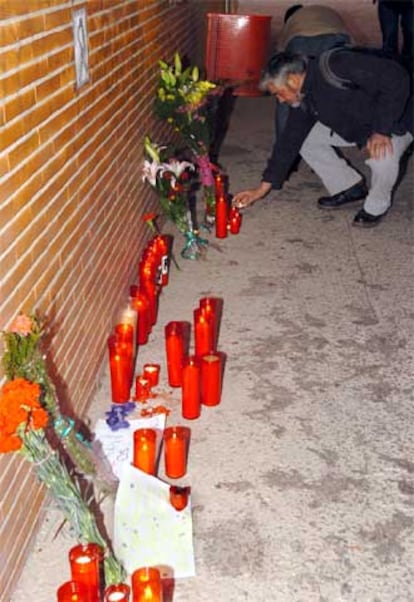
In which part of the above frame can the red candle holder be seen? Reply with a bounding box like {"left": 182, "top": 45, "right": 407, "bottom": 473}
{"left": 131, "top": 567, "right": 163, "bottom": 602}
{"left": 163, "top": 426, "right": 190, "bottom": 479}
{"left": 155, "top": 234, "right": 171, "bottom": 286}
{"left": 141, "top": 280, "right": 159, "bottom": 326}
{"left": 108, "top": 335, "right": 132, "bottom": 403}
{"left": 165, "top": 321, "right": 185, "bottom": 387}
{"left": 215, "top": 194, "right": 228, "bottom": 238}
{"left": 229, "top": 207, "right": 242, "bottom": 234}
{"left": 169, "top": 485, "right": 190, "bottom": 511}
{"left": 134, "top": 375, "right": 152, "bottom": 402}
{"left": 199, "top": 297, "right": 223, "bottom": 350}
{"left": 57, "top": 581, "right": 88, "bottom": 602}
{"left": 133, "top": 428, "right": 157, "bottom": 475}
{"left": 143, "top": 363, "right": 160, "bottom": 387}
{"left": 200, "top": 353, "right": 222, "bottom": 406}
{"left": 130, "top": 291, "right": 151, "bottom": 345}
{"left": 194, "top": 308, "right": 214, "bottom": 358}
{"left": 104, "top": 583, "right": 130, "bottom": 601}
{"left": 214, "top": 172, "right": 226, "bottom": 197}
{"left": 181, "top": 355, "right": 201, "bottom": 420}
{"left": 69, "top": 543, "right": 102, "bottom": 602}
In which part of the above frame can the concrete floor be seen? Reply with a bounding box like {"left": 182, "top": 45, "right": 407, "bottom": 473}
{"left": 12, "top": 96, "right": 414, "bottom": 601}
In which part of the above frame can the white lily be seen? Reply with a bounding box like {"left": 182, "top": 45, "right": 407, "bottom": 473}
{"left": 142, "top": 159, "right": 162, "bottom": 187}
{"left": 161, "top": 159, "right": 194, "bottom": 179}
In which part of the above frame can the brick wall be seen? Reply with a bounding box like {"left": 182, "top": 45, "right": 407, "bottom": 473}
{"left": 0, "top": 1, "right": 223, "bottom": 597}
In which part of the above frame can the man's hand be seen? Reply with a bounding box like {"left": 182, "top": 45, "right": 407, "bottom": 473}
{"left": 366, "top": 133, "right": 393, "bottom": 160}
{"left": 232, "top": 182, "right": 272, "bottom": 209}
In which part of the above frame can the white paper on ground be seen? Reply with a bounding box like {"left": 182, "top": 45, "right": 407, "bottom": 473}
{"left": 114, "top": 463, "right": 195, "bottom": 578}
{"left": 94, "top": 414, "right": 166, "bottom": 480}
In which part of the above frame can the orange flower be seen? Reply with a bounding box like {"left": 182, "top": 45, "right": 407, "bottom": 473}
{"left": 0, "top": 378, "right": 47, "bottom": 454}
{"left": 8, "top": 313, "right": 34, "bottom": 336}
{"left": 143, "top": 212, "right": 158, "bottom": 223}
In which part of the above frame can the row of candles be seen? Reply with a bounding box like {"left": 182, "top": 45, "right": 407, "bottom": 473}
{"left": 133, "top": 296, "right": 224, "bottom": 483}
{"left": 214, "top": 172, "right": 242, "bottom": 238}
{"left": 67, "top": 177, "right": 231, "bottom": 601}
{"left": 57, "top": 543, "right": 164, "bottom": 601}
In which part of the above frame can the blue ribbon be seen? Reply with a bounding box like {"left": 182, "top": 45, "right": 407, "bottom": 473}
{"left": 54, "top": 416, "right": 92, "bottom": 448}
{"left": 181, "top": 230, "right": 209, "bottom": 260}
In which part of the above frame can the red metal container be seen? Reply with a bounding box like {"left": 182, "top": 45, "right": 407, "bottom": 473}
{"left": 205, "top": 13, "right": 272, "bottom": 96}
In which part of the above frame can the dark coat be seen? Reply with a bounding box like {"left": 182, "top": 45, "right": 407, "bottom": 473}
{"left": 262, "top": 49, "right": 413, "bottom": 189}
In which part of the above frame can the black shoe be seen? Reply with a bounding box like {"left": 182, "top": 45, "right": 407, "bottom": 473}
{"left": 352, "top": 208, "right": 384, "bottom": 228}
{"left": 318, "top": 181, "right": 368, "bottom": 209}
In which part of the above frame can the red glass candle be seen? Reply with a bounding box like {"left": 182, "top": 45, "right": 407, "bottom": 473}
{"left": 165, "top": 321, "right": 185, "bottom": 387}
{"left": 169, "top": 485, "right": 190, "bottom": 511}
{"left": 194, "top": 308, "right": 213, "bottom": 358}
{"left": 57, "top": 581, "right": 88, "bottom": 602}
{"left": 214, "top": 172, "right": 225, "bottom": 197}
{"left": 108, "top": 335, "right": 132, "bottom": 403}
{"left": 215, "top": 195, "right": 228, "bottom": 238}
{"left": 181, "top": 355, "right": 201, "bottom": 420}
{"left": 135, "top": 375, "right": 152, "bottom": 402}
{"left": 200, "top": 353, "right": 222, "bottom": 406}
{"left": 130, "top": 292, "right": 151, "bottom": 345}
{"left": 163, "top": 426, "right": 190, "bottom": 479}
{"left": 115, "top": 323, "right": 134, "bottom": 387}
{"left": 199, "top": 297, "right": 223, "bottom": 350}
{"left": 143, "top": 363, "right": 160, "bottom": 387}
{"left": 155, "top": 235, "right": 171, "bottom": 286}
{"left": 69, "top": 543, "right": 102, "bottom": 602}
{"left": 132, "top": 567, "right": 163, "bottom": 602}
{"left": 229, "top": 207, "right": 242, "bottom": 234}
{"left": 133, "top": 428, "right": 157, "bottom": 475}
{"left": 104, "top": 583, "right": 130, "bottom": 601}
{"left": 141, "top": 280, "right": 159, "bottom": 326}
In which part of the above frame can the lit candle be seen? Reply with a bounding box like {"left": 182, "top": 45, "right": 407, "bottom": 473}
{"left": 214, "top": 172, "right": 226, "bottom": 197}
{"left": 104, "top": 584, "right": 130, "bottom": 601}
{"left": 131, "top": 567, "right": 163, "bottom": 602}
{"left": 141, "top": 280, "right": 159, "bottom": 326}
{"left": 181, "top": 355, "right": 201, "bottom": 420}
{"left": 115, "top": 323, "right": 134, "bottom": 388}
{"left": 117, "top": 304, "right": 138, "bottom": 346}
{"left": 133, "top": 428, "right": 157, "bottom": 475}
{"left": 155, "top": 234, "right": 171, "bottom": 286}
{"left": 229, "top": 207, "right": 242, "bottom": 234}
{"left": 134, "top": 375, "right": 152, "bottom": 402}
{"left": 200, "top": 353, "right": 222, "bottom": 406}
{"left": 69, "top": 543, "right": 102, "bottom": 602}
{"left": 169, "top": 485, "right": 190, "bottom": 511}
{"left": 130, "top": 291, "right": 151, "bottom": 345}
{"left": 163, "top": 426, "right": 190, "bottom": 479}
{"left": 215, "top": 194, "right": 228, "bottom": 238}
{"left": 199, "top": 297, "right": 223, "bottom": 350}
{"left": 165, "top": 321, "right": 185, "bottom": 387}
{"left": 57, "top": 581, "right": 88, "bottom": 602}
{"left": 143, "top": 363, "right": 160, "bottom": 387}
{"left": 108, "top": 335, "right": 132, "bottom": 403}
{"left": 194, "top": 308, "right": 213, "bottom": 358}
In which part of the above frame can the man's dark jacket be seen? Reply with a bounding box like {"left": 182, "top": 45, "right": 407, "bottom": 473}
{"left": 262, "top": 49, "right": 413, "bottom": 189}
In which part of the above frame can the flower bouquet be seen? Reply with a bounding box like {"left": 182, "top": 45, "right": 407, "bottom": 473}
{"left": 142, "top": 136, "right": 208, "bottom": 259}
{"left": 153, "top": 53, "right": 220, "bottom": 222}
{"left": 0, "top": 313, "right": 124, "bottom": 585}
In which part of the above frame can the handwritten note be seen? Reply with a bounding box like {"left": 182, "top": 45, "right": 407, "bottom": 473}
{"left": 94, "top": 414, "right": 166, "bottom": 480}
{"left": 114, "top": 464, "right": 195, "bottom": 578}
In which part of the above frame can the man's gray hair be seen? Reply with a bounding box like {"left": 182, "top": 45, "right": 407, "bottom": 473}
{"left": 259, "top": 52, "right": 308, "bottom": 90}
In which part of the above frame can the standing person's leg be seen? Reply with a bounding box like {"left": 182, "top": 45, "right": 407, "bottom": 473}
{"left": 353, "top": 131, "right": 414, "bottom": 225}
{"left": 299, "top": 122, "right": 364, "bottom": 198}
{"left": 399, "top": 0, "right": 414, "bottom": 72}
{"left": 378, "top": 1, "right": 400, "bottom": 57}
